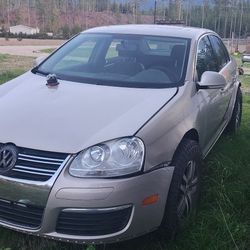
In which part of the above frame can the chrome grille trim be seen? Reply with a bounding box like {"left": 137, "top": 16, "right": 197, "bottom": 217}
{"left": 18, "top": 157, "right": 62, "bottom": 165}
{"left": 1, "top": 146, "right": 70, "bottom": 182}
{"left": 13, "top": 165, "right": 56, "bottom": 174}
{"left": 12, "top": 169, "right": 53, "bottom": 177}
{"left": 18, "top": 153, "right": 65, "bottom": 163}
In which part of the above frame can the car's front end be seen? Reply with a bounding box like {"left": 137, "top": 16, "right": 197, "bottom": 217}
{"left": 0, "top": 142, "right": 174, "bottom": 244}
{"left": 0, "top": 69, "right": 179, "bottom": 243}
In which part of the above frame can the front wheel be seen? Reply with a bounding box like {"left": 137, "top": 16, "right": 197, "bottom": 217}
{"left": 160, "top": 139, "right": 202, "bottom": 239}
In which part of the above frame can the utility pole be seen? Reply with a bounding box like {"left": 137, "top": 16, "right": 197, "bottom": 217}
{"left": 7, "top": 0, "right": 10, "bottom": 27}
{"left": 154, "top": 0, "right": 157, "bottom": 24}
{"left": 237, "top": 0, "right": 244, "bottom": 52}
{"left": 176, "top": 0, "right": 181, "bottom": 20}
{"left": 201, "top": 1, "right": 205, "bottom": 28}
{"left": 185, "top": 0, "right": 192, "bottom": 26}
{"left": 28, "top": 0, "right": 31, "bottom": 26}
{"left": 238, "top": 0, "right": 243, "bottom": 39}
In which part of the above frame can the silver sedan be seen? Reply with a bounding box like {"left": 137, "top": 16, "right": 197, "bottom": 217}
{"left": 0, "top": 25, "right": 241, "bottom": 244}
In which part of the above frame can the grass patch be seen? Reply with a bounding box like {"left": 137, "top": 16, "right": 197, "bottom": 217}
{"left": 39, "top": 48, "right": 55, "bottom": 54}
{"left": 240, "top": 75, "right": 250, "bottom": 88}
{"left": 0, "top": 54, "right": 9, "bottom": 61}
{"left": 0, "top": 70, "right": 26, "bottom": 84}
{"left": 0, "top": 57, "right": 250, "bottom": 249}
{"left": 0, "top": 53, "right": 33, "bottom": 75}
{"left": 243, "top": 62, "right": 250, "bottom": 69}
{"left": 0, "top": 53, "right": 33, "bottom": 84}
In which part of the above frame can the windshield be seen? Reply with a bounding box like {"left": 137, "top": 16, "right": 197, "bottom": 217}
{"left": 36, "top": 33, "right": 190, "bottom": 88}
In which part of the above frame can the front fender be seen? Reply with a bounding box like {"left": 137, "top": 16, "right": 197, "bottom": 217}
{"left": 137, "top": 82, "right": 200, "bottom": 172}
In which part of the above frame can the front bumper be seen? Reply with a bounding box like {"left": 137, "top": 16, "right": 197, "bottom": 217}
{"left": 0, "top": 157, "right": 174, "bottom": 244}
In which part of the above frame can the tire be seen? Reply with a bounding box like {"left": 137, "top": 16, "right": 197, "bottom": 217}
{"left": 226, "top": 88, "right": 242, "bottom": 135}
{"left": 160, "top": 139, "right": 202, "bottom": 239}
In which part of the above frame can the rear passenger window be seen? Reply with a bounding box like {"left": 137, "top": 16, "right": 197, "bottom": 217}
{"left": 196, "top": 36, "right": 218, "bottom": 81}
{"left": 209, "top": 35, "right": 230, "bottom": 70}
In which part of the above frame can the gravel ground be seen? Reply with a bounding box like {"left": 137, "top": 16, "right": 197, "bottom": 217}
{"left": 0, "top": 38, "right": 65, "bottom": 46}
{"left": 0, "top": 45, "right": 58, "bottom": 57}
{"left": 0, "top": 38, "right": 65, "bottom": 57}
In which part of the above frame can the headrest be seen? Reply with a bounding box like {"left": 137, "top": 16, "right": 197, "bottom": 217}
{"left": 116, "top": 41, "right": 138, "bottom": 52}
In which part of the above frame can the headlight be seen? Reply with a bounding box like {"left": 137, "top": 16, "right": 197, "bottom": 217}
{"left": 69, "top": 137, "right": 145, "bottom": 178}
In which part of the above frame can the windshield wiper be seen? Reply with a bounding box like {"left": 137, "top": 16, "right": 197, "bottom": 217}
{"left": 31, "top": 67, "right": 49, "bottom": 76}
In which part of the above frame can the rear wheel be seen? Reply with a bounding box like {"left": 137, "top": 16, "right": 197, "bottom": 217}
{"left": 226, "top": 88, "right": 242, "bottom": 134}
{"left": 160, "top": 139, "right": 202, "bottom": 239}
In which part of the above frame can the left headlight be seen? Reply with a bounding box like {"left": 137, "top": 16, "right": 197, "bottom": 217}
{"left": 69, "top": 137, "right": 145, "bottom": 178}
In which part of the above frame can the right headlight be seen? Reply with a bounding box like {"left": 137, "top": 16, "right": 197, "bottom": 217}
{"left": 69, "top": 137, "right": 145, "bottom": 178}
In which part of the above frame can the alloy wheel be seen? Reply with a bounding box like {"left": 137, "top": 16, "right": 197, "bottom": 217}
{"left": 235, "top": 100, "right": 241, "bottom": 130}
{"left": 177, "top": 160, "right": 198, "bottom": 220}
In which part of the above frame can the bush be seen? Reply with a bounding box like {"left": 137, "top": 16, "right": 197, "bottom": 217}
{"left": 0, "top": 32, "right": 54, "bottom": 40}
{"left": 17, "top": 32, "right": 23, "bottom": 41}
{"left": 0, "top": 27, "right": 81, "bottom": 40}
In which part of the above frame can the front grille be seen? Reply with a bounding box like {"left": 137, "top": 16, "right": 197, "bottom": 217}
{"left": 0, "top": 198, "right": 44, "bottom": 229}
{"left": 3, "top": 147, "right": 68, "bottom": 182}
{"left": 56, "top": 205, "right": 133, "bottom": 236}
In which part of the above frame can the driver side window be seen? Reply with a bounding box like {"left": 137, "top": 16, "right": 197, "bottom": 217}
{"left": 196, "top": 36, "right": 218, "bottom": 81}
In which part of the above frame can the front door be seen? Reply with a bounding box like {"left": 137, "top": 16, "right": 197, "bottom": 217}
{"left": 195, "top": 35, "right": 232, "bottom": 148}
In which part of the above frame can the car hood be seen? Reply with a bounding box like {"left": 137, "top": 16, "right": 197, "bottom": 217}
{"left": 0, "top": 72, "right": 177, "bottom": 153}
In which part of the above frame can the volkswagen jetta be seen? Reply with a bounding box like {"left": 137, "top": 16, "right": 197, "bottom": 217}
{"left": 0, "top": 25, "right": 241, "bottom": 243}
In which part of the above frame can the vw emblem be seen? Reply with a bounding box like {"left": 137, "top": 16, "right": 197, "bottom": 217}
{"left": 0, "top": 144, "right": 18, "bottom": 174}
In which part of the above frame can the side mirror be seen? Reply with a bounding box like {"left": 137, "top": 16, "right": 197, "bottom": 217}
{"left": 198, "top": 71, "right": 227, "bottom": 90}
{"left": 33, "top": 56, "right": 47, "bottom": 67}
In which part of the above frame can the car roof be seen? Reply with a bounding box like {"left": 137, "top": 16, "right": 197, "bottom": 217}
{"left": 82, "top": 25, "right": 215, "bottom": 40}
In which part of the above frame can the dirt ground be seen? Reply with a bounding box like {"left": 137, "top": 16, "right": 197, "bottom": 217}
{"left": 0, "top": 45, "right": 58, "bottom": 57}
{"left": 0, "top": 38, "right": 65, "bottom": 46}
{"left": 0, "top": 38, "right": 65, "bottom": 57}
